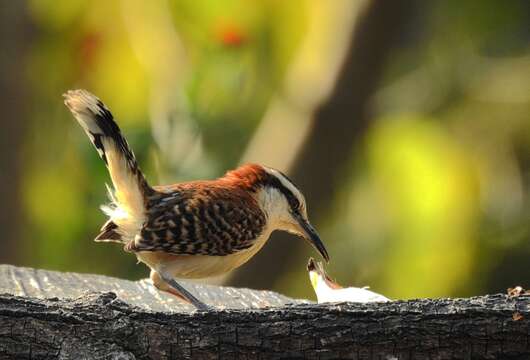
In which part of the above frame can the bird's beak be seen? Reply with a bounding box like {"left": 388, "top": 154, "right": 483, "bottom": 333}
{"left": 294, "top": 214, "right": 329, "bottom": 262}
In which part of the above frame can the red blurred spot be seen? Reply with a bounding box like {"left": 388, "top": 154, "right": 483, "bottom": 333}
{"left": 78, "top": 32, "right": 102, "bottom": 70}
{"left": 215, "top": 23, "right": 247, "bottom": 47}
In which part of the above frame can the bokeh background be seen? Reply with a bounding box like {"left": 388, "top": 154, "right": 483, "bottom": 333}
{"left": 1, "top": 0, "right": 529, "bottom": 301}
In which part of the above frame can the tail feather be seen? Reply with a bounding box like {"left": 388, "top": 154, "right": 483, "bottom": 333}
{"left": 64, "top": 89, "right": 152, "bottom": 242}
{"left": 95, "top": 220, "right": 121, "bottom": 242}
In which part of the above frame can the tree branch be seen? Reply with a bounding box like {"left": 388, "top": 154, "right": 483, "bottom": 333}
{"left": 0, "top": 266, "right": 529, "bottom": 359}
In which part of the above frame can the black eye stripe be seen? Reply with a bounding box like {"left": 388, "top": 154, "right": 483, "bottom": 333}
{"left": 266, "top": 175, "right": 301, "bottom": 210}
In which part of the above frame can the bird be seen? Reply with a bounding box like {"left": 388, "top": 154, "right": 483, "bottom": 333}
{"left": 307, "top": 258, "right": 389, "bottom": 303}
{"left": 63, "top": 89, "right": 329, "bottom": 310}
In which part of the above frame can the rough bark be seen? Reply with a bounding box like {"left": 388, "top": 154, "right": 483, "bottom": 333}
{"left": 0, "top": 266, "right": 529, "bottom": 359}
{"left": 0, "top": 265, "right": 304, "bottom": 313}
{"left": 1, "top": 292, "right": 529, "bottom": 360}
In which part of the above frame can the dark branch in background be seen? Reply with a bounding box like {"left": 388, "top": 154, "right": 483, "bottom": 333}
{"left": 0, "top": 2, "right": 32, "bottom": 264}
{"left": 0, "top": 292, "right": 528, "bottom": 359}
{"left": 229, "top": 0, "right": 416, "bottom": 289}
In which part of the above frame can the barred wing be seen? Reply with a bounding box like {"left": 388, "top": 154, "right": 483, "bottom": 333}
{"left": 126, "top": 188, "right": 267, "bottom": 256}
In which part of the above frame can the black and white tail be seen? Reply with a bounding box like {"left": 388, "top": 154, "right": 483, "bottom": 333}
{"left": 64, "top": 89, "right": 152, "bottom": 242}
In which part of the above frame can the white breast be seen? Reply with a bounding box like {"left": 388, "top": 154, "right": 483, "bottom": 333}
{"left": 136, "top": 228, "right": 273, "bottom": 279}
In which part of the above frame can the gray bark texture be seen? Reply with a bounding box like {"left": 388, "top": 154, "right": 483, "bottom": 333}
{"left": 0, "top": 265, "right": 529, "bottom": 360}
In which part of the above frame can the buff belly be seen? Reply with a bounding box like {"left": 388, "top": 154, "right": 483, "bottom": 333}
{"left": 135, "top": 230, "right": 272, "bottom": 279}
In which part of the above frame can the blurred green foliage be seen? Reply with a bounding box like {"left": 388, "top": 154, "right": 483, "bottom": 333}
{"left": 8, "top": 0, "right": 530, "bottom": 300}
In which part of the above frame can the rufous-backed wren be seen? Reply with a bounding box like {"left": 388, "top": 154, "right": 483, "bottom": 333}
{"left": 64, "top": 89, "right": 329, "bottom": 310}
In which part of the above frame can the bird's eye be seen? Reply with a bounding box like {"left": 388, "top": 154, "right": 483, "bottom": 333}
{"left": 288, "top": 198, "right": 301, "bottom": 213}
{"left": 294, "top": 198, "right": 306, "bottom": 215}
{"left": 293, "top": 199, "right": 300, "bottom": 210}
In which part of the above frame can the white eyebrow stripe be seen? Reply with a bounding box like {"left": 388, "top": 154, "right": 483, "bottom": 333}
{"left": 264, "top": 167, "right": 305, "bottom": 208}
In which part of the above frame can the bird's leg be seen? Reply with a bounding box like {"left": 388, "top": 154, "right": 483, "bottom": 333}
{"left": 151, "top": 269, "right": 212, "bottom": 311}
{"left": 162, "top": 276, "right": 212, "bottom": 311}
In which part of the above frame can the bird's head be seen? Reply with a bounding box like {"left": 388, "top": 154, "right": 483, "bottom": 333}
{"left": 225, "top": 164, "right": 329, "bottom": 262}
